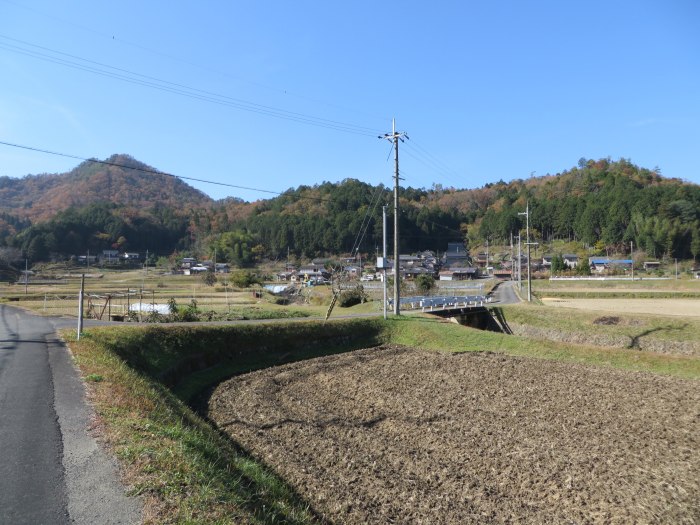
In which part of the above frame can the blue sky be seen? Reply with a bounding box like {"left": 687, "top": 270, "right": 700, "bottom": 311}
{"left": 1, "top": 1, "right": 698, "bottom": 202}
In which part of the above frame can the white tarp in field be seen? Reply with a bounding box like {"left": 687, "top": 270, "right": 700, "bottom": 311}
{"left": 128, "top": 303, "right": 171, "bottom": 314}
{"left": 264, "top": 285, "right": 291, "bottom": 294}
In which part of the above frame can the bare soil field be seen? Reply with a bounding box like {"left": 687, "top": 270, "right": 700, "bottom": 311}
{"left": 208, "top": 345, "right": 700, "bottom": 524}
{"left": 541, "top": 297, "right": 700, "bottom": 317}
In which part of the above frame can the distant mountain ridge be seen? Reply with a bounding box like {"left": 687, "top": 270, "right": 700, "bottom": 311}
{"left": 0, "top": 154, "right": 213, "bottom": 223}
{"left": 1, "top": 155, "right": 699, "bottom": 262}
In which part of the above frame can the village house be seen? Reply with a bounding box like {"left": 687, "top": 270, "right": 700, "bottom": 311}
{"left": 78, "top": 254, "right": 98, "bottom": 265}
{"left": 276, "top": 270, "right": 295, "bottom": 282}
{"left": 403, "top": 266, "right": 434, "bottom": 279}
{"left": 399, "top": 254, "right": 422, "bottom": 268}
{"left": 180, "top": 257, "right": 197, "bottom": 269}
{"left": 299, "top": 263, "right": 326, "bottom": 275}
{"left": 563, "top": 254, "right": 579, "bottom": 269}
{"left": 344, "top": 265, "right": 361, "bottom": 278}
{"left": 439, "top": 267, "right": 478, "bottom": 281}
{"left": 215, "top": 263, "right": 230, "bottom": 273}
{"left": 184, "top": 265, "right": 208, "bottom": 275}
{"left": 493, "top": 269, "right": 512, "bottom": 279}
{"left": 101, "top": 249, "right": 119, "bottom": 263}
{"left": 589, "top": 258, "right": 633, "bottom": 273}
{"left": 473, "top": 252, "right": 488, "bottom": 269}
{"left": 298, "top": 264, "right": 331, "bottom": 283}
{"left": 442, "top": 242, "right": 470, "bottom": 268}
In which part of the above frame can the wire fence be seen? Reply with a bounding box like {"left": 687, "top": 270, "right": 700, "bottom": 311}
{"left": 11, "top": 288, "right": 264, "bottom": 320}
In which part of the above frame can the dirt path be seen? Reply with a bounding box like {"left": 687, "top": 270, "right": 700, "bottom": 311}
{"left": 208, "top": 345, "right": 700, "bottom": 524}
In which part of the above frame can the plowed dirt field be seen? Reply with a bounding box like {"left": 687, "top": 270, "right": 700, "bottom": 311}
{"left": 208, "top": 345, "right": 700, "bottom": 524}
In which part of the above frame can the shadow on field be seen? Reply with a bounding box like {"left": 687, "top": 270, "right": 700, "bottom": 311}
{"left": 430, "top": 306, "right": 512, "bottom": 334}
{"left": 627, "top": 324, "right": 687, "bottom": 349}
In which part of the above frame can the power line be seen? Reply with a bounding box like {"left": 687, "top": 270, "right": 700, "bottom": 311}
{"left": 350, "top": 184, "right": 390, "bottom": 256}
{"left": 401, "top": 143, "right": 466, "bottom": 189}
{"left": 407, "top": 139, "right": 464, "bottom": 182}
{"left": 0, "top": 34, "right": 384, "bottom": 137}
{"left": 0, "top": 140, "right": 334, "bottom": 202}
{"left": 1, "top": 0, "right": 391, "bottom": 124}
{"left": 2, "top": 139, "right": 467, "bottom": 250}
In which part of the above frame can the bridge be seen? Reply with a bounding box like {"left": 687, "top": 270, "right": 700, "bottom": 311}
{"left": 390, "top": 281, "right": 519, "bottom": 313}
{"left": 389, "top": 294, "right": 492, "bottom": 313}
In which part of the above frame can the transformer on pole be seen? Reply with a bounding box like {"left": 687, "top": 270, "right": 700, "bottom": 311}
{"left": 379, "top": 119, "right": 408, "bottom": 315}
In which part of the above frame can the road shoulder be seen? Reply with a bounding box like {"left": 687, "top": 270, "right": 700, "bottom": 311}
{"left": 48, "top": 331, "right": 143, "bottom": 524}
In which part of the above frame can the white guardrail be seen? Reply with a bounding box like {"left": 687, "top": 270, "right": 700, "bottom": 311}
{"left": 388, "top": 295, "right": 491, "bottom": 312}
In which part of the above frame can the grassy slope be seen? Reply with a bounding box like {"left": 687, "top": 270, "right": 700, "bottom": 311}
{"left": 385, "top": 315, "right": 700, "bottom": 379}
{"left": 502, "top": 302, "right": 700, "bottom": 344}
{"left": 70, "top": 331, "right": 321, "bottom": 525}
{"left": 64, "top": 311, "right": 700, "bottom": 523}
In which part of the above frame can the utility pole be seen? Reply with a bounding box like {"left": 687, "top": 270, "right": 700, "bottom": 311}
{"left": 382, "top": 205, "right": 388, "bottom": 320}
{"left": 77, "top": 273, "right": 85, "bottom": 340}
{"left": 380, "top": 119, "right": 408, "bottom": 316}
{"left": 630, "top": 241, "right": 634, "bottom": 281}
{"left": 519, "top": 202, "right": 534, "bottom": 302}
{"left": 516, "top": 235, "right": 522, "bottom": 291}
{"left": 509, "top": 232, "right": 514, "bottom": 281}
{"left": 485, "top": 239, "right": 489, "bottom": 276}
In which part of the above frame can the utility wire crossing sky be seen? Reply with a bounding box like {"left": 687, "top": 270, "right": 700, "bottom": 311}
{"left": 1, "top": 1, "right": 698, "bottom": 201}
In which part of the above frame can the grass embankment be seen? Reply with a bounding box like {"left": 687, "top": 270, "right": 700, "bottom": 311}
{"left": 386, "top": 315, "right": 700, "bottom": 379}
{"left": 502, "top": 303, "right": 700, "bottom": 344}
{"left": 67, "top": 320, "right": 384, "bottom": 524}
{"left": 66, "top": 313, "right": 700, "bottom": 523}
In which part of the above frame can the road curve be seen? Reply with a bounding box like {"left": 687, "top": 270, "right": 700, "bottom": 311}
{"left": 490, "top": 280, "right": 521, "bottom": 305}
{"left": 0, "top": 305, "right": 141, "bottom": 524}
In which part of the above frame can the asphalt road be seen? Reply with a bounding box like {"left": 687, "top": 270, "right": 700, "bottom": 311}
{"left": 0, "top": 305, "right": 141, "bottom": 524}
{"left": 490, "top": 280, "right": 521, "bottom": 305}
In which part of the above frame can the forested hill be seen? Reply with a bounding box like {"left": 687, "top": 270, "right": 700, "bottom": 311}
{"left": 0, "top": 154, "right": 213, "bottom": 223}
{"left": 209, "top": 157, "right": 700, "bottom": 261}
{"left": 2, "top": 156, "right": 699, "bottom": 263}
{"left": 455, "top": 158, "right": 700, "bottom": 258}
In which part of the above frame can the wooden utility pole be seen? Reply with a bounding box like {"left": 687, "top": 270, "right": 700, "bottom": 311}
{"left": 631, "top": 241, "right": 634, "bottom": 281}
{"left": 519, "top": 202, "right": 536, "bottom": 302}
{"left": 517, "top": 234, "right": 522, "bottom": 290}
{"left": 382, "top": 205, "right": 388, "bottom": 320}
{"left": 380, "top": 119, "right": 408, "bottom": 315}
{"left": 77, "top": 274, "right": 85, "bottom": 340}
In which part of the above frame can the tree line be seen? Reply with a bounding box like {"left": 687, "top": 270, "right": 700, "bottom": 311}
{"left": 2, "top": 158, "right": 699, "bottom": 265}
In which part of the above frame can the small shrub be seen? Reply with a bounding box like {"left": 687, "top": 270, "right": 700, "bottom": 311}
{"left": 201, "top": 271, "right": 217, "bottom": 287}
{"left": 230, "top": 270, "right": 261, "bottom": 288}
{"left": 167, "top": 297, "right": 178, "bottom": 314}
{"left": 145, "top": 311, "right": 165, "bottom": 323}
{"left": 415, "top": 274, "right": 436, "bottom": 295}
{"left": 338, "top": 286, "right": 367, "bottom": 308}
